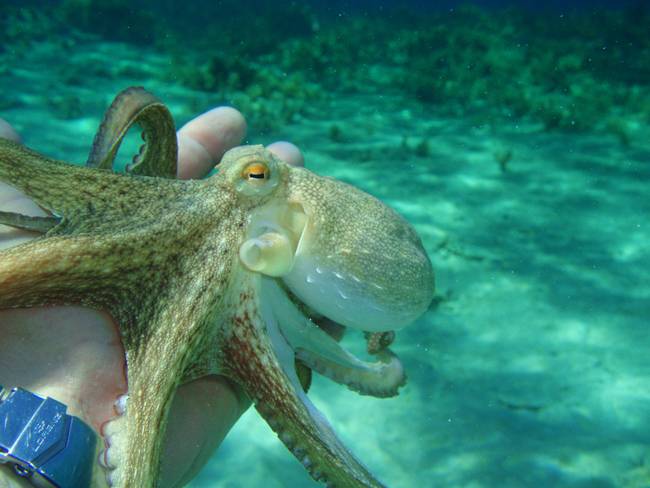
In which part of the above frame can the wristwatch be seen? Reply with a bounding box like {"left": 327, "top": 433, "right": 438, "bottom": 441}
{"left": 0, "top": 386, "right": 96, "bottom": 488}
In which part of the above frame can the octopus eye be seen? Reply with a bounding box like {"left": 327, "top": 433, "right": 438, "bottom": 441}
{"left": 242, "top": 162, "right": 269, "bottom": 181}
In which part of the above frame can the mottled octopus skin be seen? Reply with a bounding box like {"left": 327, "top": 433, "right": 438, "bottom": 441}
{"left": 0, "top": 87, "right": 434, "bottom": 487}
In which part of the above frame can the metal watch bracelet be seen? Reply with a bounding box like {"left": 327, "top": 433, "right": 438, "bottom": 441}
{"left": 0, "top": 386, "right": 96, "bottom": 488}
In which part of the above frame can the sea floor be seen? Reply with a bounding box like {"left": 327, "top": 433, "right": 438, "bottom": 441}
{"left": 1, "top": 39, "right": 649, "bottom": 488}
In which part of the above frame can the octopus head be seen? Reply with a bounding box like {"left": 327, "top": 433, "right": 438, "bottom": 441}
{"left": 221, "top": 144, "right": 434, "bottom": 333}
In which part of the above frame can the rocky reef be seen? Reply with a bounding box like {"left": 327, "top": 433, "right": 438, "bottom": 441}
{"left": 2, "top": 2, "right": 650, "bottom": 135}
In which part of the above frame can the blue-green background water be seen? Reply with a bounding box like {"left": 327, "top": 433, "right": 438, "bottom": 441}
{"left": 1, "top": 1, "right": 649, "bottom": 487}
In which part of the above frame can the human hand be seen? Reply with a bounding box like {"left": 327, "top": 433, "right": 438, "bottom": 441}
{"left": 0, "top": 107, "right": 304, "bottom": 487}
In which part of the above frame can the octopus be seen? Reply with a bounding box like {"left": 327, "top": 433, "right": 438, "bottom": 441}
{"left": 0, "top": 87, "right": 434, "bottom": 487}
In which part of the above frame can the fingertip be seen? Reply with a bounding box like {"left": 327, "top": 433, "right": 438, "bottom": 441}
{"left": 267, "top": 141, "right": 304, "bottom": 167}
{"left": 176, "top": 134, "right": 211, "bottom": 180}
{"left": 0, "top": 118, "right": 21, "bottom": 144}
{"left": 219, "top": 106, "right": 248, "bottom": 133}
{"left": 177, "top": 107, "right": 247, "bottom": 179}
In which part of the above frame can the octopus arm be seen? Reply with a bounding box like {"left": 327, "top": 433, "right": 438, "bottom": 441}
{"left": 220, "top": 277, "right": 387, "bottom": 488}
{"left": 86, "top": 86, "right": 178, "bottom": 178}
{"left": 0, "top": 209, "right": 58, "bottom": 232}
{"left": 0, "top": 234, "right": 123, "bottom": 309}
{"left": 0, "top": 225, "right": 173, "bottom": 316}
{"left": 264, "top": 278, "right": 406, "bottom": 398}
{"left": 100, "top": 285, "right": 225, "bottom": 488}
{"left": 0, "top": 138, "right": 183, "bottom": 226}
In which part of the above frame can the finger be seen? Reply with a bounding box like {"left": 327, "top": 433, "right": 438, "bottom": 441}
{"left": 159, "top": 375, "right": 249, "bottom": 488}
{"left": 267, "top": 141, "right": 305, "bottom": 167}
{"left": 177, "top": 107, "right": 247, "bottom": 180}
{"left": 0, "top": 118, "right": 21, "bottom": 143}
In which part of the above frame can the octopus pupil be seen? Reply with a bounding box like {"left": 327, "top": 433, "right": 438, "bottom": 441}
{"left": 249, "top": 173, "right": 265, "bottom": 179}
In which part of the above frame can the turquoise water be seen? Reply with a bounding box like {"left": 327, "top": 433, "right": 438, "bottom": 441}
{"left": 1, "top": 2, "right": 649, "bottom": 487}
